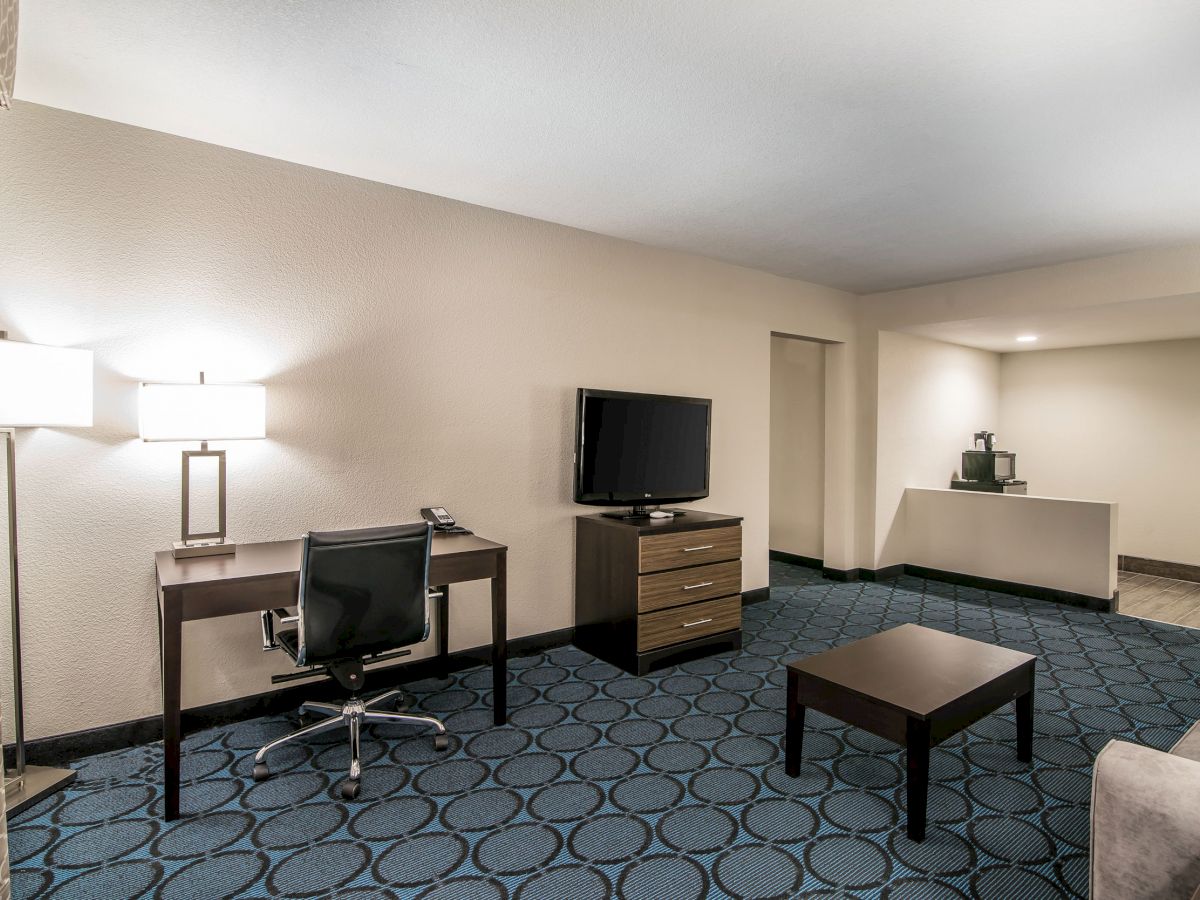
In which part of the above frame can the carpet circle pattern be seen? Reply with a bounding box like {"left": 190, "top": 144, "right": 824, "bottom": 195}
{"left": 9, "top": 562, "right": 1200, "bottom": 898}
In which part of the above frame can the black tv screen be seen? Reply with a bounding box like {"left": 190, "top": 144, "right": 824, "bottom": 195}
{"left": 574, "top": 388, "right": 711, "bottom": 507}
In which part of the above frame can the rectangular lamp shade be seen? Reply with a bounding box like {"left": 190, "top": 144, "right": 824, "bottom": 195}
{"left": 139, "top": 382, "right": 266, "bottom": 441}
{"left": 0, "top": 340, "right": 94, "bottom": 427}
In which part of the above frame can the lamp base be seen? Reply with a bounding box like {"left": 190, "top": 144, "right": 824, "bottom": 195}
{"left": 5, "top": 765, "right": 77, "bottom": 817}
{"left": 173, "top": 538, "right": 237, "bottom": 559}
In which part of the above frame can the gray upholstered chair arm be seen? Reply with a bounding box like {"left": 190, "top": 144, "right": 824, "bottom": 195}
{"left": 1091, "top": 740, "right": 1200, "bottom": 900}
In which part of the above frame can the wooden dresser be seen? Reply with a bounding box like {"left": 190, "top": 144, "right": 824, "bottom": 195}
{"left": 574, "top": 510, "right": 743, "bottom": 675}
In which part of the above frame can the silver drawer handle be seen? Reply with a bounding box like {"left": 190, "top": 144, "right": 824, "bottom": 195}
{"left": 682, "top": 545, "right": 713, "bottom": 552}
{"left": 683, "top": 581, "right": 714, "bottom": 591}
{"left": 682, "top": 618, "right": 714, "bottom": 628}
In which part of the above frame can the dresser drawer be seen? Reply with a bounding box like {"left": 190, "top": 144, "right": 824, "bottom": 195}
{"left": 638, "top": 560, "right": 741, "bottom": 613}
{"left": 639, "top": 526, "right": 741, "bottom": 573}
{"left": 638, "top": 595, "right": 741, "bottom": 653}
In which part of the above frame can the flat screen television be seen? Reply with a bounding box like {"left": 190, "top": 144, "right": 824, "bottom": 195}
{"left": 573, "top": 388, "right": 711, "bottom": 515}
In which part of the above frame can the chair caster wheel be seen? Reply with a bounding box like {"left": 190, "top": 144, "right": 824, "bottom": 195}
{"left": 252, "top": 763, "right": 270, "bottom": 782}
{"left": 433, "top": 733, "right": 449, "bottom": 752}
{"left": 341, "top": 779, "right": 361, "bottom": 800}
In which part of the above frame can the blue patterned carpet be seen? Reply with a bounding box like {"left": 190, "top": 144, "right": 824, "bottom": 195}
{"left": 10, "top": 562, "right": 1200, "bottom": 899}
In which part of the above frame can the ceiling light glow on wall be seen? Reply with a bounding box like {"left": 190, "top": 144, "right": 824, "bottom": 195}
{"left": 1016, "top": 335, "right": 1038, "bottom": 343}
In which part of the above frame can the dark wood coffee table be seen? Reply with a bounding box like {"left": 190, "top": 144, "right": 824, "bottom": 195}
{"left": 785, "top": 623, "right": 1035, "bottom": 841}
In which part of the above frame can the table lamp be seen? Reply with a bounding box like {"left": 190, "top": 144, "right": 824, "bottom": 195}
{"left": 0, "top": 332, "right": 93, "bottom": 814}
{"left": 139, "top": 372, "right": 266, "bottom": 558}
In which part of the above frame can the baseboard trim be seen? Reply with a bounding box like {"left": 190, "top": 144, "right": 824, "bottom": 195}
{"left": 861, "top": 564, "right": 905, "bottom": 582}
{"left": 769, "top": 549, "right": 823, "bottom": 570}
{"left": 821, "top": 567, "right": 861, "bottom": 582}
{"left": 903, "top": 565, "right": 1118, "bottom": 613}
{"left": 741, "top": 587, "right": 771, "bottom": 606}
{"left": 770, "top": 555, "right": 1118, "bottom": 613}
{"left": 21, "top": 549, "right": 1123, "bottom": 768}
{"left": 1119, "top": 555, "right": 1200, "bottom": 584}
{"left": 766, "top": 552, "right": 898, "bottom": 585}
{"left": 6, "top": 627, "right": 575, "bottom": 770}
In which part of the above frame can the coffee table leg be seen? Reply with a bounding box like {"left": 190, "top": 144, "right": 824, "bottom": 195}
{"left": 905, "top": 717, "right": 930, "bottom": 842}
{"left": 1015, "top": 690, "right": 1033, "bottom": 763}
{"left": 786, "top": 668, "right": 804, "bottom": 778}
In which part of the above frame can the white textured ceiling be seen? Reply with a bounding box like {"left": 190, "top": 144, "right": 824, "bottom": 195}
{"left": 903, "top": 292, "right": 1200, "bottom": 352}
{"left": 14, "top": 1, "right": 1200, "bottom": 292}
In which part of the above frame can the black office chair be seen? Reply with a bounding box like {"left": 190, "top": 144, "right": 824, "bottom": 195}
{"left": 253, "top": 522, "right": 448, "bottom": 799}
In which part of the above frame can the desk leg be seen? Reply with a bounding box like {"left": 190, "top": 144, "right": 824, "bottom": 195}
{"left": 161, "top": 597, "right": 183, "bottom": 821}
{"left": 491, "top": 551, "right": 507, "bottom": 726}
{"left": 436, "top": 585, "right": 450, "bottom": 680}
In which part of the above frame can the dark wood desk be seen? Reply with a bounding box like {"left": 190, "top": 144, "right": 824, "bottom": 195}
{"left": 786, "top": 623, "right": 1034, "bottom": 842}
{"left": 155, "top": 532, "right": 507, "bottom": 821}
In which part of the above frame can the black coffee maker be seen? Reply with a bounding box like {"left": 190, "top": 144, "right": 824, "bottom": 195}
{"left": 952, "top": 430, "right": 1027, "bottom": 494}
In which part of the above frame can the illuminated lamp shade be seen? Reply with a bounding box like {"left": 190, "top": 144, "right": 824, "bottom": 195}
{"left": 139, "top": 382, "right": 266, "bottom": 441}
{"left": 0, "top": 339, "right": 93, "bottom": 427}
{"left": 0, "top": 335, "right": 93, "bottom": 814}
{"left": 138, "top": 375, "right": 266, "bottom": 558}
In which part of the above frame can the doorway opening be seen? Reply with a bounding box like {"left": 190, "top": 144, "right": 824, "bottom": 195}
{"left": 769, "top": 334, "right": 826, "bottom": 569}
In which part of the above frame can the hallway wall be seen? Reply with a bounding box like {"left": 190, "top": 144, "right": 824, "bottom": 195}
{"left": 769, "top": 337, "right": 825, "bottom": 559}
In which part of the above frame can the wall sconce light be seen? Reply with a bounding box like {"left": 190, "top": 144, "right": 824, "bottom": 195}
{"left": 139, "top": 372, "right": 266, "bottom": 558}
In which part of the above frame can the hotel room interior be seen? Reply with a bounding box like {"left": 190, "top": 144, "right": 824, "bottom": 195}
{"left": 1, "top": 2, "right": 1199, "bottom": 898}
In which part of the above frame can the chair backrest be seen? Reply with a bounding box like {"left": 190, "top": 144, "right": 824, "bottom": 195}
{"left": 296, "top": 522, "right": 432, "bottom": 667}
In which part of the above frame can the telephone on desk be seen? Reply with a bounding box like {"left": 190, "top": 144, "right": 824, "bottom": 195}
{"left": 421, "top": 507, "right": 473, "bottom": 536}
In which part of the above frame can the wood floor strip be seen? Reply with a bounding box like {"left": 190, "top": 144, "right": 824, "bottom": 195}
{"left": 1118, "top": 570, "right": 1200, "bottom": 628}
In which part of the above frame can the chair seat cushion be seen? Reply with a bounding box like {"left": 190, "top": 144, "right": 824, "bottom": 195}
{"left": 1171, "top": 718, "right": 1200, "bottom": 763}
{"left": 277, "top": 628, "right": 301, "bottom": 662}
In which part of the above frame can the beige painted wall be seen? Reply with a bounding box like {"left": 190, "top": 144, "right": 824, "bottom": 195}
{"left": 906, "top": 488, "right": 1118, "bottom": 601}
{"left": 860, "top": 244, "right": 1200, "bottom": 330}
{"left": 768, "top": 336, "right": 824, "bottom": 559}
{"left": 820, "top": 341, "right": 859, "bottom": 572}
{"left": 873, "top": 332, "right": 1000, "bottom": 568}
{"left": 854, "top": 246, "right": 1200, "bottom": 569}
{"left": 1000, "top": 338, "right": 1200, "bottom": 566}
{"left": 859, "top": 243, "right": 1200, "bottom": 566}
{"left": 0, "top": 103, "right": 858, "bottom": 739}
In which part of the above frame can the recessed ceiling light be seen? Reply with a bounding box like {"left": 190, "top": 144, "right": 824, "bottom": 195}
{"left": 1016, "top": 335, "right": 1038, "bottom": 343}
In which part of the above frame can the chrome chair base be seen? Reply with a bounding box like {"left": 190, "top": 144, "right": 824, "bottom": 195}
{"left": 252, "top": 689, "right": 448, "bottom": 799}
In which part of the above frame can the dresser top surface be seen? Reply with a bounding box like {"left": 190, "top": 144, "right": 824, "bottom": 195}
{"left": 578, "top": 509, "right": 741, "bottom": 535}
